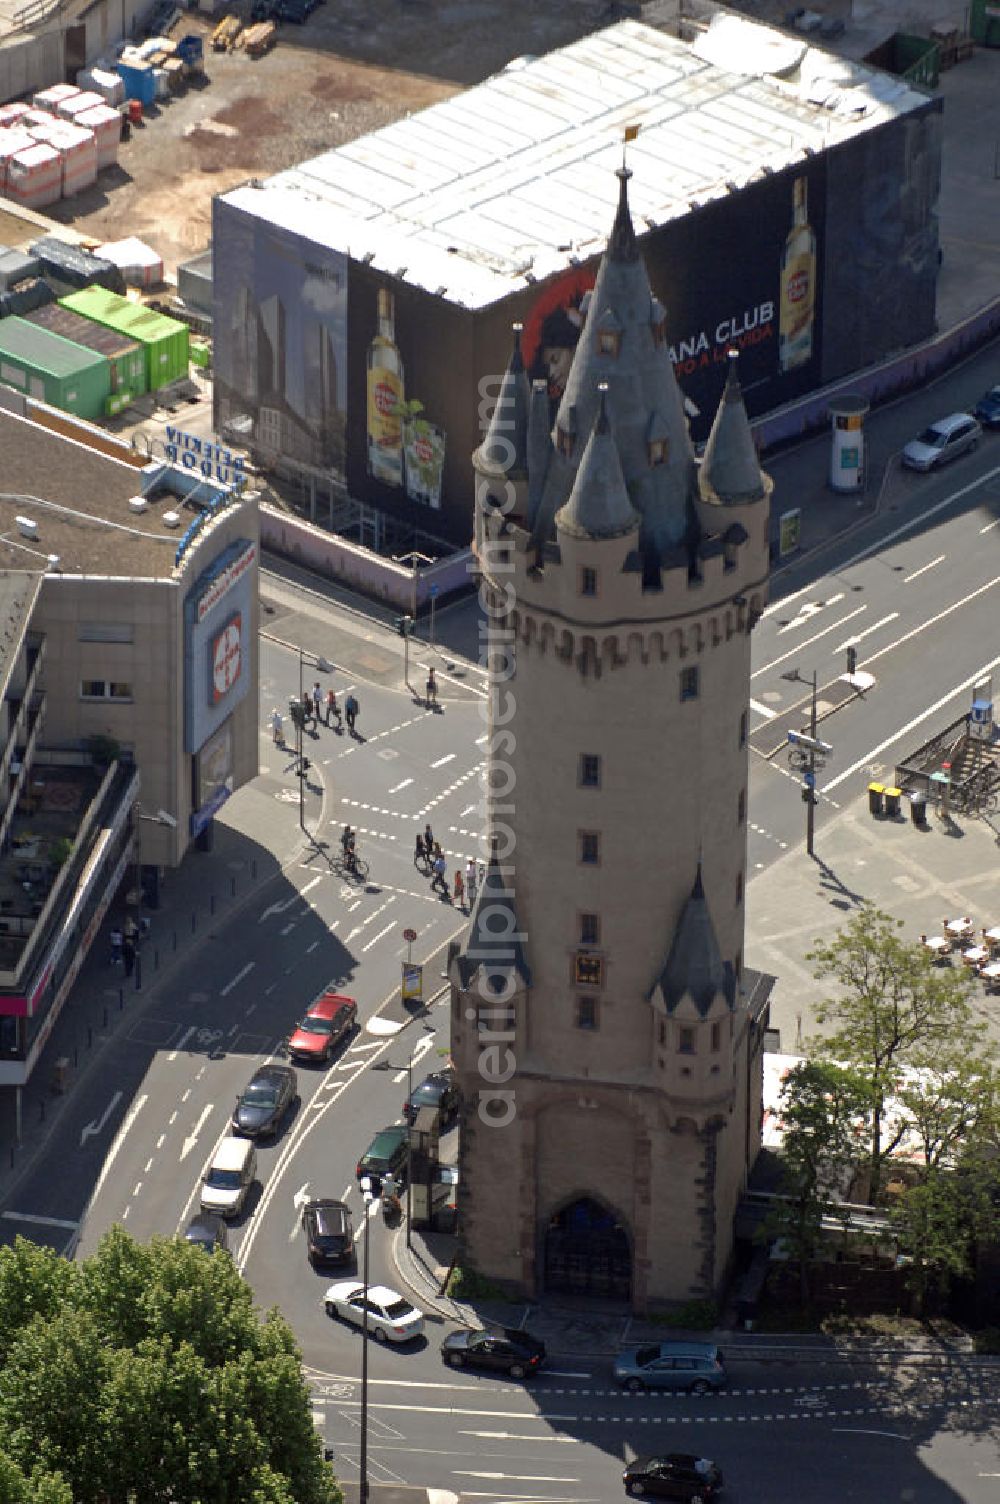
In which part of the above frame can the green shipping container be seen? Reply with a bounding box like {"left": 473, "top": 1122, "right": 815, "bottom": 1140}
{"left": 58, "top": 287, "right": 190, "bottom": 391}
{"left": 0, "top": 316, "right": 112, "bottom": 420}
{"left": 25, "top": 302, "right": 148, "bottom": 399}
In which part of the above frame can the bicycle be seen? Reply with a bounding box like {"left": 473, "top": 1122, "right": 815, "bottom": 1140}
{"left": 336, "top": 848, "right": 369, "bottom": 881}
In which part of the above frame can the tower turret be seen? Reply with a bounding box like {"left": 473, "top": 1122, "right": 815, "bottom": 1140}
{"left": 473, "top": 323, "right": 531, "bottom": 533}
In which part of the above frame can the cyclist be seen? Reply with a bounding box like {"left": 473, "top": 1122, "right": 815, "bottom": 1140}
{"left": 341, "top": 824, "right": 356, "bottom": 871}
{"left": 426, "top": 668, "right": 438, "bottom": 707}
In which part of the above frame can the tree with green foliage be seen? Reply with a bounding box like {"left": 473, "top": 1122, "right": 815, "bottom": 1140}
{"left": 765, "top": 1058, "right": 872, "bottom": 1304}
{"left": 0, "top": 1228, "right": 340, "bottom": 1504}
{"left": 807, "top": 904, "right": 979, "bottom": 1200}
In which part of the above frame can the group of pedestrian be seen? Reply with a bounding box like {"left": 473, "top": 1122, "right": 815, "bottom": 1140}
{"left": 414, "top": 825, "right": 481, "bottom": 912}
{"left": 109, "top": 914, "right": 140, "bottom": 976}
{"left": 271, "top": 680, "right": 361, "bottom": 745}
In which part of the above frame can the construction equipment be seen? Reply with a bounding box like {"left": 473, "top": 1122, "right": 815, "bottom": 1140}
{"left": 211, "top": 14, "right": 242, "bottom": 50}
{"left": 243, "top": 19, "right": 276, "bottom": 54}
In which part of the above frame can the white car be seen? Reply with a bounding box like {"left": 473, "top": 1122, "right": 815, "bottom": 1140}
{"left": 901, "top": 412, "right": 981, "bottom": 471}
{"left": 323, "top": 1281, "right": 425, "bottom": 1343}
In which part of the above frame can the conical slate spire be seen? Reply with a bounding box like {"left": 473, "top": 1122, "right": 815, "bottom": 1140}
{"left": 526, "top": 378, "right": 551, "bottom": 528}
{"left": 555, "top": 385, "right": 639, "bottom": 541}
{"left": 652, "top": 864, "right": 736, "bottom": 1016}
{"left": 699, "top": 349, "right": 766, "bottom": 506}
{"left": 608, "top": 166, "right": 639, "bottom": 263}
{"left": 479, "top": 324, "right": 531, "bottom": 479}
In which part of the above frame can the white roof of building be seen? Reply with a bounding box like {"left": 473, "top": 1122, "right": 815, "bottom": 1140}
{"left": 220, "top": 17, "right": 930, "bottom": 310}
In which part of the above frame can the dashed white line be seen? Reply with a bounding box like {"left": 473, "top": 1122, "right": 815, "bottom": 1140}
{"left": 980, "top": 520, "right": 1000, "bottom": 534}
{"left": 168, "top": 1025, "right": 196, "bottom": 1061}
{"left": 388, "top": 778, "right": 414, "bottom": 794}
{"left": 361, "top": 921, "right": 397, "bottom": 953}
{"left": 748, "top": 698, "right": 777, "bottom": 720}
{"left": 430, "top": 754, "right": 456, "bottom": 768}
{"left": 752, "top": 605, "right": 868, "bottom": 679}
{"left": 902, "top": 554, "right": 945, "bottom": 583}
{"left": 221, "top": 962, "right": 255, "bottom": 997}
{"left": 833, "top": 612, "right": 898, "bottom": 652}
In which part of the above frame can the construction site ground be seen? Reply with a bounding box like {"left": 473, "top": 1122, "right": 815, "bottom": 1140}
{"left": 38, "top": 0, "right": 612, "bottom": 276}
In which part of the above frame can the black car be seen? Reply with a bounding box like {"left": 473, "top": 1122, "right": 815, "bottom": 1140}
{"left": 232, "top": 1063, "right": 297, "bottom": 1138}
{"left": 302, "top": 1198, "right": 353, "bottom": 1266}
{"left": 403, "top": 1069, "right": 459, "bottom": 1126}
{"left": 441, "top": 1326, "right": 545, "bottom": 1378}
{"left": 356, "top": 1124, "right": 409, "bottom": 1184}
{"left": 622, "top": 1455, "right": 723, "bottom": 1501}
{"left": 182, "top": 1212, "right": 229, "bottom": 1254}
{"left": 975, "top": 384, "right": 1000, "bottom": 429}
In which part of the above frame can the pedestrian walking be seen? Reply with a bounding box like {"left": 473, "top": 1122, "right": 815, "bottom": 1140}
{"left": 109, "top": 925, "right": 123, "bottom": 968}
{"left": 271, "top": 708, "right": 283, "bottom": 744}
{"left": 415, "top": 832, "right": 426, "bottom": 868}
{"left": 426, "top": 667, "right": 438, "bottom": 708}
{"left": 122, "top": 937, "right": 136, "bottom": 977}
{"left": 124, "top": 914, "right": 138, "bottom": 945}
{"left": 424, "top": 822, "right": 434, "bottom": 852}
{"left": 313, "top": 681, "right": 322, "bottom": 720}
{"left": 453, "top": 869, "right": 465, "bottom": 910}
{"left": 431, "top": 852, "right": 448, "bottom": 896}
{"left": 326, "top": 688, "right": 341, "bottom": 728}
{"left": 345, "top": 693, "right": 359, "bottom": 734}
{"left": 465, "top": 858, "right": 477, "bottom": 910}
{"left": 302, "top": 691, "right": 313, "bottom": 728}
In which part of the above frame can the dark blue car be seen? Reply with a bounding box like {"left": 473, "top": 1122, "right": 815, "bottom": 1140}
{"left": 974, "top": 385, "right": 1000, "bottom": 430}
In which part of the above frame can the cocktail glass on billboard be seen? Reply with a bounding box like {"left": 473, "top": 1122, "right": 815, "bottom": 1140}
{"left": 404, "top": 417, "right": 446, "bottom": 509}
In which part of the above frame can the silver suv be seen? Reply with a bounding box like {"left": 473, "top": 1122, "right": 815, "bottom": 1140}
{"left": 902, "top": 412, "right": 981, "bottom": 472}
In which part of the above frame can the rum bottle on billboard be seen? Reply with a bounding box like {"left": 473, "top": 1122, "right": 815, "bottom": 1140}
{"left": 367, "top": 287, "right": 405, "bottom": 486}
{"left": 778, "top": 176, "right": 816, "bottom": 372}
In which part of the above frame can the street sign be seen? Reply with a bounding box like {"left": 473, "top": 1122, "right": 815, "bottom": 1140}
{"left": 429, "top": 584, "right": 439, "bottom": 598}
{"left": 402, "top": 928, "right": 418, "bottom": 943}
{"left": 401, "top": 962, "right": 424, "bottom": 1001}
{"left": 803, "top": 770, "right": 816, "bottom": 787}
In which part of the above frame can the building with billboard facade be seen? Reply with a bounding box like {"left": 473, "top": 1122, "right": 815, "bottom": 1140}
{"left": 0, "top": 396, "right": 259, "bottom": 1101}
{"left": 213, "top": 13, "right": 941, "bottom": 549}
{"left": 448, "top": 167, "right": 773, "bottom": 1310}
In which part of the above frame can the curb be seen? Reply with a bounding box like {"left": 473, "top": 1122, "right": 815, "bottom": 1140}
{"left": 389, "top": 1223, "right": 479, "bottom": 1327}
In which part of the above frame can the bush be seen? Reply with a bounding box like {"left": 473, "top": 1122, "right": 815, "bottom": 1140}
{"left": 650, "top": 1299, "right": 718, "bottom": 1331}
{"left": 445, "top": 1264, "right": 508, "bottom": 1302}
{"left": 974, "top": 1326, "right": 1000, "bottom": 1355}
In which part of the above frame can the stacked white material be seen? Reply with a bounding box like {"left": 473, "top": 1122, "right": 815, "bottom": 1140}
{"left": 32, "top": 83, "right": 79, "bottom": 112}
{"left": 7, "top": 143, "right": 62, "bottom": 208}
{"left": 57, "top": 89, "right": 105, "bottom": 122}
{"left": 24, "top": 116, "right": 99, "bottom": 196}
{"left": 0, "top": 102, "right": 31, "bottom": 126}
{"left": 75, "top": 104, "right": 121, "bottom": 169}
{"left": 138, "top": 35, "right": 175, "bottom": 56}
{"left": 95, "top": 236, "right": 164, "bottom": 287}
{"left": 0, "top": 128, "right": 34, "bottom": 192}
{"left": 23, "top": 108, "right": 58, "bottom": 131}
{"left": 77, "top": 68, "right": 126, "bottom": 107}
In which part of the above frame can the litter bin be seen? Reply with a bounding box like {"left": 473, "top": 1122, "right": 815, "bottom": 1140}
{"left": 868, "top": 782, "right": 885, "bottom": 817}
{"left": 884, "top": 786, "right": 902, "bottom": 818}
{"left": 909, "top": 791, "right": 928, "bottom": 827}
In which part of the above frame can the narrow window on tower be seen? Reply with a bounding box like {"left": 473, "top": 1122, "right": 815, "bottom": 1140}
{"left": 658, "top": 1020, "right": 667, "bottom": 1047}
{"left": 580, "top": 566, "right": 598, "bottom": 598}
{"left": 579, "top": 831, "right": 600, "bottom": 865}
{"left": 579, "top": 753, "right": 601, "bottom": 789}
{"left": 580, "top": 913, "right": 600, "bottom": 945}
{"left": 738, "top": 788, "right": 746, "bottom": 825}
{"left": 711, "top": 1021, "right": 721, "bottom": 1053}
{"left": 678, "top": 1026, "right": 696, "bottom": 1055}
{"left": 576, "top": 996, "right": 599, "bottom": 1031}
{"left": 739, "top": 710, "right": 747, "bottom": 747}
{"left": 680, "top": 666, "right": 699, "bottom": 701}
{"left": 575, "top": 953, "right": 604, "bottom": 987}
{"left": 736, "top": 870, "right": 743, "bottom": 906}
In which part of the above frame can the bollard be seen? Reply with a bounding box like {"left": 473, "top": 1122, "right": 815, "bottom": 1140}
{"left": 39, "top": 1100, "right": 45, "bottom": 1123}
{"left": 172, "top": 930, "right": 177, "bottom": 953}
{"left": 191, "top": 912, "right": 196, "bottom": 934}
{"left": 119, "top": 987, "right": 124, "bottom": 1011}
{"left": 231, "top": 876, "right": 236, "bottom": 898}
{"left": 103, "top": 1006, "right": 108, "bottom": 1029}
{"left": 73, "top": 1046, "right": 78, "bottom": 1066}
{"left": 251, "top": 859, "right": 257, "bottom": 879}
{"left": 210, "top": 894, "right": 215, "bottom": 915}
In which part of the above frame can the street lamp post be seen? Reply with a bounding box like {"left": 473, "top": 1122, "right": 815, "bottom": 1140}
{"left": 358, "top": 1178, "right": 374, "bottom": 1504}
{"left": 783, "top": 668, "right": 819, "bottom": 856}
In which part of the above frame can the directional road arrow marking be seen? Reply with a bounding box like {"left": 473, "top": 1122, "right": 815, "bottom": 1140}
{"left": 411, "top": 1033, "right": 436, "bottom": 1065}
{"left": 293, "top": 1182, "right": 311, "bottom": 1209}
{"left": 260, "top": 894, "right": 300, "bottom": 920}
{"left": 80, "top": 1090, "right": 123, "bottom": 1147}
{"left": 179, "top": 1104, "right": 214, "bottom": 1161}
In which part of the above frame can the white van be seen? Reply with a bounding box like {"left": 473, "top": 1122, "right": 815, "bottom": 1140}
{"left": 201, "top": 1135, "right": 256, "bottom": 1218}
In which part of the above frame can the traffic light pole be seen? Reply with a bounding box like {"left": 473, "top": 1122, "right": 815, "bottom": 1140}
{"left": 806, "top": 669, "right": 818, "bottom": 857}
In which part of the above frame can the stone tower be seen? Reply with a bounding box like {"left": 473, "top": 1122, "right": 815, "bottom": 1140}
{"left": 449, "top": 168, "right": 774, "bottom": 1310}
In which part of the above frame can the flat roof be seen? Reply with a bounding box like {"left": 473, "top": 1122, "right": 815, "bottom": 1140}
{"left": 0, "top": 317, "right": 107, "bottom": 379}
{"left": 0, "top": 407, "right": 217, "bottom": 579}
{"left": 219, "top": 16, "right": 931, "bottom": 310}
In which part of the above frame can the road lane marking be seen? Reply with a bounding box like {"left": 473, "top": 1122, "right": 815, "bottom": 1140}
{"left": 748, "top": 698, "right": 777, "bottom": 720}
{"left": 752, "top": 605, "right": 868, "bottom": 678}
{"left": 458, "top": 1437, "right": 580, "bottom": 1447}
{"left": 156, "top": 1134, "right": 165, "bottom": 1149}
{"left": 776, "top": 593, "right": 844, "bottom": 633}
{"left": 361, "top": 921, "right": 396, "bottom": 953}
{"left": 1, "top": 1211, "right": 78, "bottom": 1230}
{"left": 169, "top": 1110, "right": 178, "bottom": 1125}
{"left": 455, "top": 1471, "right": 581, "bottom": 1479}
{"left": 301, "top": 875, "right": 323, "bottom": 896}
{"left": 388, "top": 779, "right": 414, "bottom": 794}
{"left": 89, "top": 1093, "right": 147, "bottom": 1200}
{"left": 980, "top": 520, "right": 1000, "bottom": 533}
{"left": 393, "top": 1070, "right": 406, "bottom": 1084}
{"left": 826, "top": 651, "right": 1000, "bottom": 790}
{"left": 221, "top": 961, "right": 255, "bottom": 997}
{"left": 144, "top": 1158, "right": 153, "bottom": 1173}
{"left": 79, "top": 1090, "right": 124, "bottom": 1147}
{"left": 903, "top": 554, "right": 945, "bottom": 582}
{"left": 180, "top": 1104, "right": 214, "bottom": 1162}
{"left": 860, "top": 569, "right": 1000, "bottom": 668}
{"left": 133, "top": 1181, "right": 142, "bottom": 1196}
{"left": 431, "top": 754, "right": 456, "bottom": 768}
{"left": 832, "top": 612, "right": 898, "bottom": 651}
{"left": 168, "top": 1025, "right": 196, "bottom": 1060}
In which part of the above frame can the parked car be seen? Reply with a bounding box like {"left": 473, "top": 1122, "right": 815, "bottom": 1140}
{"left": 441, "top": 1326, "right": 545, "bottom": 1378}
{"left": 232, "top": 1062, "right": 297, "bottom": 1138}
{"left": 974, "top": 385, "right": 1000, "bottom": 429}
{"left": 403, "top": 1068, "right": 459, "bottom": 1126}
{"left": 356, "top": 1124, "right": 409, "bottom": 1184}
{"left": 323, "top": 1281, "right": 424, "bottom": 1343}
{"left": 302, "top": 1198, "right": 353, "bottom": 1266}
{"left": 622, "top": 1455, "right": 723, "bottom": 1501}
{"left": 182, "top": 1212, "right": 228, "bottom": 1254}
{"left": 287, "top": 992, "right": 357, "bottom": 1064}
{"left": 613, "top": 1341, "right": 727, "bottom": 1394}
{"left": 901, "top": 412, "right": 981, "bottom": 471}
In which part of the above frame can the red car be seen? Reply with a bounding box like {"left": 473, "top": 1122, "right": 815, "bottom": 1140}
{"left": 287, "top": 993, "right": 357, "bottom": 1064}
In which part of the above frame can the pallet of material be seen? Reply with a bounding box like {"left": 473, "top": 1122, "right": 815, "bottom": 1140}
{"left": 242, "top": 21, "right": 276, "bottom": 54}
{"left": 211, "top": 15, "right": 242, "bottom": 49}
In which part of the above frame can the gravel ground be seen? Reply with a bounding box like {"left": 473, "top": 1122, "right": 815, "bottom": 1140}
{"left": 40, "top": 0, "right": 612, "bottom": 275}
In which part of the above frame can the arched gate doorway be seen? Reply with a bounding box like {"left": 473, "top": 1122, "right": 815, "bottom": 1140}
{"left": 543, "top": 1197, "right": 631, "bottom": 1300}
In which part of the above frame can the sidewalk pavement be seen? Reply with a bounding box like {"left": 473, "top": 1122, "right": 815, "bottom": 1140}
{"left": 747, "top": 790, "right": 1000, "bottom": 1052}
{"left": 0, "top": 719, "right": 309, "bottom": 1223}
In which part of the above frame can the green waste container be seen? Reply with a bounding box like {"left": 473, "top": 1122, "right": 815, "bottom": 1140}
{"left": 868, "top": 782, "right": 885, "bottom": 817}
